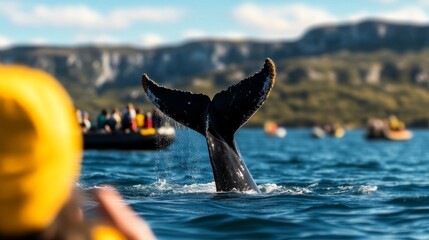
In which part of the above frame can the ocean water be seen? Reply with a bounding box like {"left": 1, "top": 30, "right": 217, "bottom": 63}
{"left": 80, "top": 129, "right": 429, "bottom": 239}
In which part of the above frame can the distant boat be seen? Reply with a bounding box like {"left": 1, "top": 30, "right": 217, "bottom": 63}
{"left": 83, "top": 126, "right": 175, "bottom": 150}
{"left": 264, "top": 121, "right": 287, "bottom": 138}
{"left": 312, "top": 127, "right": 325, "bottom": 138}
{"left": 366, "top": 117, "right": 412, "bottom": 141}
{"left": 367, "top": 129, "right": 413, "bottom": 141}
{"left": 312, "top": 125, "right": 345, "bottom": 139}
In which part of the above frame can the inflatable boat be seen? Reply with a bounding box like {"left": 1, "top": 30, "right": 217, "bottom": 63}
{"left": 367, "top": 129, "right": 413, "bottom": 141}
{"left": 84, "top": 127, "right": 175, "bottom": 150}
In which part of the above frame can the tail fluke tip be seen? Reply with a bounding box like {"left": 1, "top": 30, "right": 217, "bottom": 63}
{"left": 141, "top": 73, "right": 150, "bottom": 91}
{"left": 264, "top": 58, "right": 276, "bottom": 81}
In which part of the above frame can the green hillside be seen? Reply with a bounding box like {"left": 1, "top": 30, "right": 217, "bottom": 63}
{"left": 176, "top": 50, "right": 429, "bottom": 128}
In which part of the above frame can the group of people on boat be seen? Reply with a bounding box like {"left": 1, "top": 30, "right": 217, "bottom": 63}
{"left": 367, "top": 115, "right": 411, "bottom": 140}
{"left": 312, "top": 123, "right": 345, "bottom": 138}
{"left": 76, "top": 103, "right": 166, "bottom": 134}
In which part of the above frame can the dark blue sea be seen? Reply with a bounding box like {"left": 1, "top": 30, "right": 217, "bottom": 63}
{"left": 80, "top": 129, "right": 429, "bottom": 239}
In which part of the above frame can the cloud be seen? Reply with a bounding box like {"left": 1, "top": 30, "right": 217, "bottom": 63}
{"left": 0, "top": 4, "right": 185, "bottom": 30}
{"left": 348, "top": 6, "right": 429, "bottom": 23}
{"left": 139, "top": 33, "right": 165, "bottom": 48}
{"left": 30, "top": 38, "right": 48, "bottom": 46}
{"left": 0, "top": 36, "right": 11, "bottom": 49}
{"left": 233, "top": 3, "right": 429, "bottom": 40}
{"left": 182, "top": 30, "right": 207, "bottom": 39}
{"left": 136, "top": 30, "right": 246, "bottom": 48}
{"left": 182, "top": 29, "right": 245, "bottom": 41}
{"left": 73, "top": 34, "right": 120, "bottom": 45}
{"left": 73, "top": 33, "right": 167, "bottom": 47}
{"left": 233, "top": 3, "right": 337, "bottom": 39}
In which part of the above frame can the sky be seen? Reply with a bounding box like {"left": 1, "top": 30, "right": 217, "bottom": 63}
{"left": 1, "top": 0, "right": 429, "bottom": 49}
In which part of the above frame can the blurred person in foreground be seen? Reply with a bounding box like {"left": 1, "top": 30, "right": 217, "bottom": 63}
{"left": 0, "top": 65, "right": 155, "bottom": 240}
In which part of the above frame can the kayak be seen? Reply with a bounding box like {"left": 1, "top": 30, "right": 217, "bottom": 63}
{"left": 84, "top": 127, "right": 175, "bottom": 150}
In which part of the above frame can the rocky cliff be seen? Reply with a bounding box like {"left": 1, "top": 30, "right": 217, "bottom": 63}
{"left": 2, "top": 19, "right": 429, "bottom": 125}
{"left": 2, "top": 20, "right": 429, "bottom": 89}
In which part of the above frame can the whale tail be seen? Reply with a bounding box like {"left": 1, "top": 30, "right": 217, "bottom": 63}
{"left": 141, "top": 58, "right": 276, "bottom": 137}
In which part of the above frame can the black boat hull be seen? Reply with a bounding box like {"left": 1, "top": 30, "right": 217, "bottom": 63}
{"left": 83, "top": 132, "right": 175, "bottom": 150}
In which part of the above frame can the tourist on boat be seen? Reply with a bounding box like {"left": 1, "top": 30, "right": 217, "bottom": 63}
{"left": 96, "top": 109, "right": 111, "bottom": 132}
{"left": 331, "top": 124, "right": 345, "bottom": 138}
{"left": 0, "top": 65, "right": 155, "bottom": 239}
{"left": 323, "top": 124, "right": 333, "bottom": 135}
{"left": 136, "top": 108, "right": 145, "bottom": 129}
{"left": 145, "top": 112, "right": 153, "bottom": 129}
{"left": 388, "top": 115, "right": 405, "bottom": 131}
{"left": 121, "top": 103, "right": 137, "bottom": 132}
{"left": 76, "top": 108, "right": 83, "bottom": 126}
{"left": 107, "top": 108, "right": 122, "bottom": 132}
{"left": 367, "top": 118, "right": 384, "bottom": 137}
{"left": 81, "top": 111, "right": 92, "bottom": 133}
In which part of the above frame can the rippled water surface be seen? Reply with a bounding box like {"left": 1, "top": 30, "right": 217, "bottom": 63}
{"left": 80, "top": 129, "right": 429, "bottom": 239}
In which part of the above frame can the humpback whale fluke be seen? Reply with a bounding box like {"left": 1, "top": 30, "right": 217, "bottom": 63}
{"left": 142, "top": 58, "right": 276, "bottom": 192}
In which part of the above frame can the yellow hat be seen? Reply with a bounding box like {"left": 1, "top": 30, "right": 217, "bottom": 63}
{"left": 0, "top": 65, "right": 82, "bottom": 235}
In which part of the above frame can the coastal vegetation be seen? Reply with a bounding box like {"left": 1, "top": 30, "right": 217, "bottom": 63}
{"left": 186, "top": 50, "right": 429, "bottom": 128}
